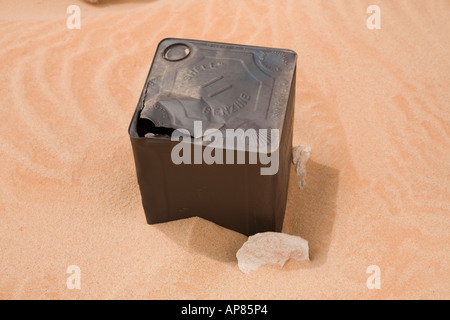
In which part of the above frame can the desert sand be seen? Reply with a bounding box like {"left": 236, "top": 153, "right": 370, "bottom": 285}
{"left": 0, "top": 0, "right": 449, "bottom": 299}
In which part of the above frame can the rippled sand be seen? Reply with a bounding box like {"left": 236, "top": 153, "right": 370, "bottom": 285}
{"left": 0, "top": 0, "right": 449, "bottom": 299}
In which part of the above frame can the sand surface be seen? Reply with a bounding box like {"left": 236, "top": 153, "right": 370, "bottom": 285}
{"left": 0, "top": 0, "right": 449, "bottom": 299}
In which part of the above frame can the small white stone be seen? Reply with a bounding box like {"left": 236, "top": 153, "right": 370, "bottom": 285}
{"left": 236, "top": 232, "right": 309, "bottom": 274}
{"left": 292, "top": 145, "right": 311, "bottom": 189}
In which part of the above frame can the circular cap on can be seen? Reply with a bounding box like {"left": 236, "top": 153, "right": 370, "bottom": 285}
{"left": 164, "top": 43, "right": 191, "bottom": 61}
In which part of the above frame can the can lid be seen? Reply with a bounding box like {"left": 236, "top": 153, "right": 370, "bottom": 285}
{"left": 133, "top": 38, "right": 297, "bottom": 151}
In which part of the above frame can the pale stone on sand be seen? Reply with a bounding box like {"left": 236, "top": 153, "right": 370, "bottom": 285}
{"left": 236, "top": 232, "right": 309, "bottom": 274}
{"left": 292, "top": 145, "right": 311, "bottom": 189}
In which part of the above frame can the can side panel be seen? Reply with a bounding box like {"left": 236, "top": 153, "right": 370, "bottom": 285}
{"left": 274, "top": 69, "right": 296, "bottom": 232}
{"left": 131, "top": 133, "right": 277, "bottom": 235}
{"left": 246, "top": 165, "right": 276, "bottom": 235}
{"left": 130, "top": 137, "right": 173, "bottom": 224}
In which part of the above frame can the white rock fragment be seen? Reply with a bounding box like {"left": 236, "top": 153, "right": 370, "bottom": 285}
{"left": 236, "top": 232, "right": 309, "bottom": 274}
{"left": 292, "top": 145, "right": 311, "bottom": 189}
